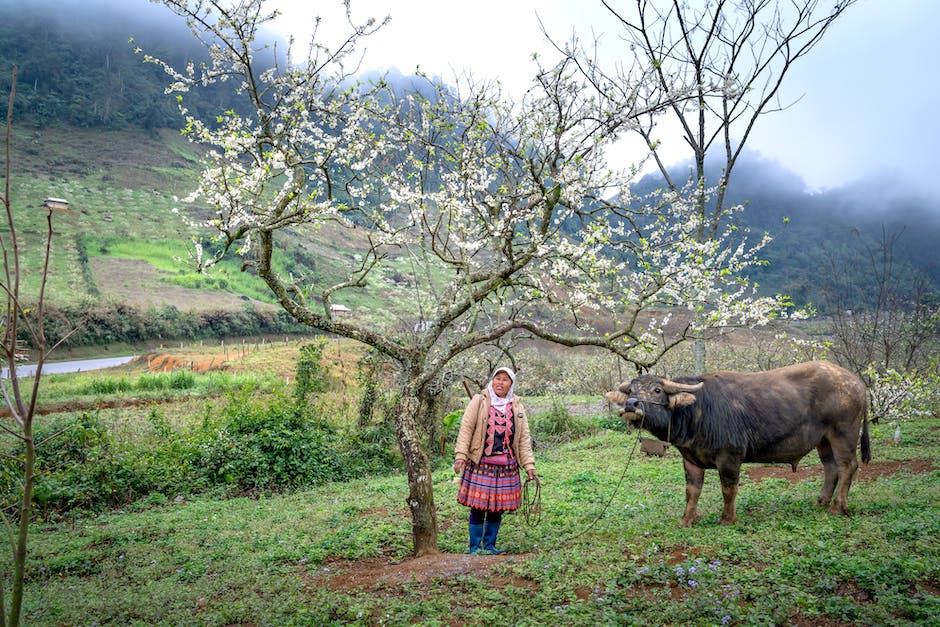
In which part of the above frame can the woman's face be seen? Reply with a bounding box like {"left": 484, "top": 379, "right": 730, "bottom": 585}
{"left": 491, "top": 371, "right": 513, "bottom": 398}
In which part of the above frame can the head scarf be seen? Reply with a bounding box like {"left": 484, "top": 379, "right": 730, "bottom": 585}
{"left": 486, "top": 367, "right": 516, "bottom": 412}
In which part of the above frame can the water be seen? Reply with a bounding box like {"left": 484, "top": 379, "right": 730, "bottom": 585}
{"left": 1, "top": 355, "right": 138, "bottom": 379}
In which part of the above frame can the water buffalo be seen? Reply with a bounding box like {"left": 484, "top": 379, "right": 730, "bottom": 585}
{"left": 605, "top": 361, "right": 870, "bottom": 526}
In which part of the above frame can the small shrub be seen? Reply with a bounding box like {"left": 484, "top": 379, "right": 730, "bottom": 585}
{"left": 190, "top": 389, "right": 345, "bottom": 491}
{"left": 532, "top": 400, "right": 596, "bottom": 444}
{"left": 595, "top": 412, "right": 629, "bottom": 432}
{"left": 442, "top": 410, "right": 462, "bottom": 440}
{"left": 82, "top": 376, "right": 132, "bottom": 395}
{"left": 294, "top": 338, "right": 328, "bottom": 404}
{"left": 136, "top": 370, "right": 196, "bottom": 391}
{"left": 29, "top": 412, "right": 123, "bottom": 512}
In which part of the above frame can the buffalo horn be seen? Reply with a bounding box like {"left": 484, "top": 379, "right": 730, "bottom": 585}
{"left": 605, "top": 390, "right": 629, "bottom": 406}
{"left": 660, "top": 379, "right": 704, "bottom": 394}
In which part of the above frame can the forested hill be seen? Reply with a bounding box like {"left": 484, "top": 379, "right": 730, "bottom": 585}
{"left": 0, "top": 0, "right": 249, "bottom": 130}
{"left": 2, "top": 0, "right": 938, "bottom": 311}
{"left": 632, "top": 154, "right": 940, "bottom": 307}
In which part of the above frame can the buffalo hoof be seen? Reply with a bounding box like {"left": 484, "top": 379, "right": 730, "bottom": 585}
{"left": 827, "top": 503, "right": 849, "bottom": 516}
{"left": 718, "top": 517, "right": 737, "bottom": 526}
{"left": 679, "top": 516, "right": 697, "bottom": 527}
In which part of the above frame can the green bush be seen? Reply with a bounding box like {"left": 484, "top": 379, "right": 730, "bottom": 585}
{"left": 82, "top": 376, "right": 133, "bottom": 395}
{"left": 167, "top": 273, "right": 229, "bottom": 290}
{"left": 532, "top": 400, "right": 597, "bottom": 444}
{"left": 191, "top": 390, "right": 343, "bottom": 490}
{"left": 137, "top": 370, "right": 196, "bottom": 391}
{"left": 595, "top": 412, "right": 629, "bottom": 432}
{"left": 191, "top": 388, "right": 401, "bottom": 492}
{"left": 28, "top": 412, "right": 127, "bottom": 513}
{"left": 2, "top": 387, "right": 403, "bottom": 516}
{"left": 294, "top": 339, "right": 328, "bottom": 404}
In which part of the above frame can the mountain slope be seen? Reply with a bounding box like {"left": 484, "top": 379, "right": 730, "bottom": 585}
{"left": 2, "top": 0, "right": 937, "bottom": 343}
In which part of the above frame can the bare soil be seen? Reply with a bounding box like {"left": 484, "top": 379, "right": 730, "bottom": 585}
{"left": 90, "top": 257, "right": 276, "bottom": 313}
{"left": 746, "top": 458, "right": 934, "bottom": 484}
{"left": 309, "top": 553, "right": 529, "bottom": 593}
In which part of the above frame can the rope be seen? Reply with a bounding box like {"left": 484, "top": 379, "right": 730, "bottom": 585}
{"left": 522, "top": 476, "right": 542, "bottom": 527}
{"left": 559, "top": 423, "right": 644, "bottom": 544}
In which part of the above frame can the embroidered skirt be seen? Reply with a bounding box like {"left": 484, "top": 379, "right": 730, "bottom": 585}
{"left": 457, "top": 459, "right": 521, "bottom": 512}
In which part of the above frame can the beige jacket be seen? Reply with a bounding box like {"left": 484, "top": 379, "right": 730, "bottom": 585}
{"left": 454, "top": 393, "right": 535, "bottom": 473}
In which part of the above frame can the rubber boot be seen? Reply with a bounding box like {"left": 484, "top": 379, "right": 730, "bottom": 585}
{"left": 468, "top": 523, "right": 484, "bottom": 554}
{"left": 482, "top": 521, "right": 506, "bottom": 554}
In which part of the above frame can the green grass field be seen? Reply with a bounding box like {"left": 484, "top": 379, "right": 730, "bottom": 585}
{"left": 2, "top": 124, "right": 938, "bottom": 625}
{"left": 16, "top": 399, "right": 940, "bottom": 625}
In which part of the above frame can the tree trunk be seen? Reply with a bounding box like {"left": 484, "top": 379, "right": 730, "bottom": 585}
{"left": 8, "top": 423, "right": 34, "bottom": 627}
{"left": 694, "top": 337, "right": 706, "bottom": 375}
{"left": 395, "top": 386, "right": 439, "bottom": 556}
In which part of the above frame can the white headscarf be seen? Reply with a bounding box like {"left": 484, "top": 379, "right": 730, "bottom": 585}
{"left": 486, "top": 367, "right": 516, "bottom": 413}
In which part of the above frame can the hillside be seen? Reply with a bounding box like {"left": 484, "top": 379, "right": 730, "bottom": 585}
{"left": 633, "top": 152, "right": 940, "bottom": 308}
{"left": 1, "top": 0, "right": 938, "bottom": 349}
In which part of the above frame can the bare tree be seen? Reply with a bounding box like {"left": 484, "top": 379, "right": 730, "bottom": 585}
{"left": 564, "top": 0, "right": 859, "bottom": 371}
{"left": 823, "top": 227, "right": 940, "bottom": 377}
{"left": 0, "top": 65, "right": 69, "bottom": 627}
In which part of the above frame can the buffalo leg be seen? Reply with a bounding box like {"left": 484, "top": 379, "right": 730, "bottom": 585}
{"left": 827, "top": 431, "right": 859, "bottom": 516}
{"left": 716, "top": 465, "right": 740, "bottom": 525}
{"left": 681, "top": 458, "right": 705, "bottom": 527}
{"left": 816, "top": 438, "right": 838, "bottom": 507}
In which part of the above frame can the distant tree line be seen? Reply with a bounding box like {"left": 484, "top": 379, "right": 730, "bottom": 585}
{"left": 20, "top": 302, "right": 309, "bottom": 348}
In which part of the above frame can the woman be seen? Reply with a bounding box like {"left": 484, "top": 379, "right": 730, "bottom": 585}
{"left": 454, "top": 367, "right": 536, "bottom": 554}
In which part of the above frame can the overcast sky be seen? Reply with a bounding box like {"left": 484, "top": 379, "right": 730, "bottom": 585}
{"left": 13, "top": 0, "right": 932, "bottom": 197}
{"left": 270, "top": 0, "right": 939, "bottom": 197}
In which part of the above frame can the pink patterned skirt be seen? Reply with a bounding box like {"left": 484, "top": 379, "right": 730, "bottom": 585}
{"left": 457, "top": 458, "right": 522, "bottom": 512}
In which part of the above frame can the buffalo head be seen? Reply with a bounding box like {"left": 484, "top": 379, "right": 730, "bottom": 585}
{"left": 605, "top": 375, "right": 703, "bottom": 422}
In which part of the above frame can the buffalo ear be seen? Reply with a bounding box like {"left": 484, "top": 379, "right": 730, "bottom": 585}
{"left": 669, "top": 392, "right": 697, "bottom": 409}
{"left": 605, "top": 391, "right": 628, "bottom": 405}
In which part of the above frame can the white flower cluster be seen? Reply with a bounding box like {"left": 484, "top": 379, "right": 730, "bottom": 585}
{"left": 145, "top": 0, "right": 789, "bottom": 372}
{"left": 864, "top": 367, "right": 936, "bottom": 426}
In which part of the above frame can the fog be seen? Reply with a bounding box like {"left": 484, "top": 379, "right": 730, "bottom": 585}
{"left": 6, "top": 0, "right": 940, "bottom": 215}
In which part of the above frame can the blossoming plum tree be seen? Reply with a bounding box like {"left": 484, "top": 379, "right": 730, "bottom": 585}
{"left": 147, "top": 0, "right": 785, "bottom": 555}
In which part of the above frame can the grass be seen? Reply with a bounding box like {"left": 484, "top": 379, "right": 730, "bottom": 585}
{"left": 29, "top": 340, "right": 308, "bottom": 405}
{"left": 17, "top": 415, "right": 940, "bottom": 625}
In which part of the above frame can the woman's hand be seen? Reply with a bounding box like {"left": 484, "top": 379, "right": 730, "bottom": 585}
{"left": 526, "top": 469, "right": 537, "bottom": 482}
{"left": 453, "top": 459, "right": 465, "bottom": 474}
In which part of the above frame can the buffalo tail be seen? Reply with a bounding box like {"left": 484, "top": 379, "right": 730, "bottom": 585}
{"left": 860, "top": 410, "right": 871, "bottom": 464}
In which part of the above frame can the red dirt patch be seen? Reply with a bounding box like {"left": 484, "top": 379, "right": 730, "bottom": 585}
{"left": 746, "top": 459, "right": 934, "bottom": 484}
{"left": 140, "top": 352, "right": 226, "bottom": 373}
{"left": 310, "top": 553, "right": 528, "bottom": 592}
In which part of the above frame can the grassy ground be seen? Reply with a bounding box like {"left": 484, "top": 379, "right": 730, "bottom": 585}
{"left": 18, "top": 414, "right": 939, "bottom": 625}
